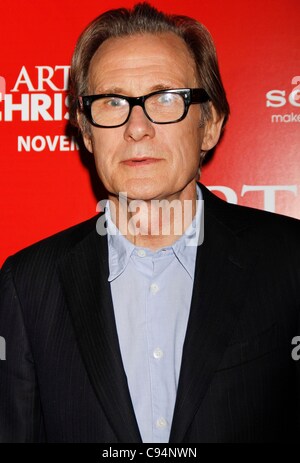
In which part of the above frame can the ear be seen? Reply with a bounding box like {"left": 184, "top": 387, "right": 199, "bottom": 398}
{"left": 201, "top": 105, "right": 224, "bottom": 151}
{"left": 82, "top": 132, "right": 93, "bottom": 153}
{"left": 76, "top": 109, "right": 93, "bottom": 153}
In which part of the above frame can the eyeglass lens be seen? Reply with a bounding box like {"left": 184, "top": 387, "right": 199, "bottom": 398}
{"left": 91, "top": 92, "right": 185, "bottom": 126}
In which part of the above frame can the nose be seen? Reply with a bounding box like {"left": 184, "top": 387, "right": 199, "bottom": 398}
{"left": 123, "top": 105, "right": 155, "bottom": 142}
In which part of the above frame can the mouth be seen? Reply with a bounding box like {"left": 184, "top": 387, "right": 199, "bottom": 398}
{"left": 121, "top": 157, "right": 163, "bottom": 167}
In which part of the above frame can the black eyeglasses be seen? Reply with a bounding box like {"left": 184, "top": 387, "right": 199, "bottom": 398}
{"left": 78, "top": 88, "right": 210, "bottom": 128}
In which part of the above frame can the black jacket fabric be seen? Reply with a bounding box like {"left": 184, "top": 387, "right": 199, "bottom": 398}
{"left": 1, "top": 183, "right": 300, "bottom": 443}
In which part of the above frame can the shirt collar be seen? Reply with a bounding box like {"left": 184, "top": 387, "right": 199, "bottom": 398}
{"left": 106, "top": 208, "right": 135, "bottom": 281}
{"left": 171, "top": 184, "right": 203, "bottom": 278}
{"left": 106, "top": 184, "right": 203, "bottom": 281}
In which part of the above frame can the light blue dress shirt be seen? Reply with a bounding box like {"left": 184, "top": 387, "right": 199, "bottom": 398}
{"left": 106, "top": 185, "right": 203, "bottom": 443}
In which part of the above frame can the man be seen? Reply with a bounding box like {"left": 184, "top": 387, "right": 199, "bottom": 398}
{"left": 0, "top": 2, "right": 299, "bottom": 443}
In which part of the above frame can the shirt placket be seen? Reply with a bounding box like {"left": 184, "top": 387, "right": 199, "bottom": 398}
{"left": 147, "top": 251, "right": 174, "bottom": 442}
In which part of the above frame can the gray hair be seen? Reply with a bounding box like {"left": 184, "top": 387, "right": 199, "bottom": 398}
{"left": 69, "top": 2, "right": 230, "bottom": 136}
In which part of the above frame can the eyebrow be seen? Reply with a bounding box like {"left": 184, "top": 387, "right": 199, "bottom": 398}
{"left": 149, "top": 84, "right": 176, "bottom": 92}
{"left": 95, "top": 83, "right": 180, "bottom": 95}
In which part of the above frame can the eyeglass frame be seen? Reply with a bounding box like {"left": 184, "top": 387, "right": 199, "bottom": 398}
{"left": 78, "top": 88, "right": 210, "bottom": 128}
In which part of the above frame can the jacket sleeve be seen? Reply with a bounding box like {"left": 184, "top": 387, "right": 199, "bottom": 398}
{"left": 0, "top": 260, "right": 46, "bottom": 442}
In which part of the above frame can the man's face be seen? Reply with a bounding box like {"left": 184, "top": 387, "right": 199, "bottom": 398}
{"left": 82, "top": 32, "right": 221, "bottom": 202}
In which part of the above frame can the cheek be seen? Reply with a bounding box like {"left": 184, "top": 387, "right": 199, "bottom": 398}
{"left": 161, "top": 124, "right": 202, "bottom": 171}
{"left": 89, "top": 136, "right": 115, "bottom": 187}
{"left": 91, "top": 132, "right": 116, "bottom": 167}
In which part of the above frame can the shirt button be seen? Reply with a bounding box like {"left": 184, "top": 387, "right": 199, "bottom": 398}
{"left": 156, "top": 417, "right": 167, "bottom": 429}
{"left": 153, "top": 348, "right": 163, "bottom": 359}
{"left": 137, "top": 249, "right": 146, "bottom": 257}
{"left": 150, "top": 283, "right": 159, "bottom": 294}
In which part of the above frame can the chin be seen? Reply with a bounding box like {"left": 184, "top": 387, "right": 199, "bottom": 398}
{"left": 117, "top": 179, "right": 164, "bottom": 201}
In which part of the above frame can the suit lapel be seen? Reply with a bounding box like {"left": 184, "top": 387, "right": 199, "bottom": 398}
{"left": 58, "top": 185, "right": 257, "bottom": 444}
{"left": 59, "top": 226, "right": 142, "bottom": 443}
{"left": 169, "top": 186, "right": 258, "bottom": 443}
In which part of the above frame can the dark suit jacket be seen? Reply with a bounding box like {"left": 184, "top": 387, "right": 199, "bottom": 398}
{"left": 1, "top": 184, "right": 300, "bottom": 443}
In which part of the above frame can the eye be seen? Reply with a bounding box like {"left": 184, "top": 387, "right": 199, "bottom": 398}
{"left": 106, "top": 97, "right": 128, "bottom": 108}
{"left": 157, "top": 93, "right": 176, "bottom": 105}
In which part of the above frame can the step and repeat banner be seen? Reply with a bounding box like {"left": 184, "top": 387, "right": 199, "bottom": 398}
{"left": 1, "top": 0, "right": 299, "bottom": 265}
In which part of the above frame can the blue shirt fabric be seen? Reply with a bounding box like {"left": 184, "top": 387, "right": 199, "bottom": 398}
{"left": 106, "top": 185, "right": 203, "bottom": 443}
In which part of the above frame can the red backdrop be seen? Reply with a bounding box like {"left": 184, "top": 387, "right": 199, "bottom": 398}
{"left": 1, "top": 0, "right": 299, "bottom": 266}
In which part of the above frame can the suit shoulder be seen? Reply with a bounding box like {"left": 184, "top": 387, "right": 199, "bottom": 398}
{"left": 226, "top": 200, "right": 300, "bottom": 233}
{"left": 202, "top": 184, "right": 300, "bottom": 234}
{"left": 1, "top": 215, "right": 100, "bottom": 274}
{"left": 200, "top": 184, "right": 300, "bottom": 258}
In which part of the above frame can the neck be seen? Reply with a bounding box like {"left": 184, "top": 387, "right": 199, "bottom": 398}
{"left": 108, "top": 182, "right": 198, "bottom": 250}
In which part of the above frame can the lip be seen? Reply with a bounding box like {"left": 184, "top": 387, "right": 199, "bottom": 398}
{"left": 121, "top": 157, "right": 163, "bottom": 166}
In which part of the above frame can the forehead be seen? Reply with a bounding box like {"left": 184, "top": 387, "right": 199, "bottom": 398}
{"left": 88, "top": 32, "right": 199, "bottom": 93}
